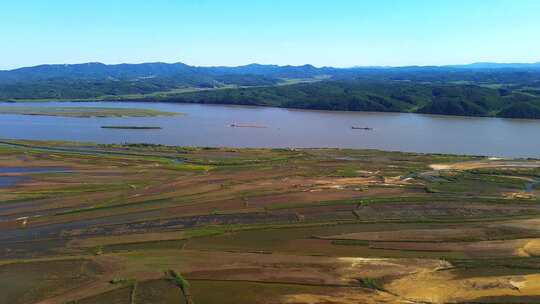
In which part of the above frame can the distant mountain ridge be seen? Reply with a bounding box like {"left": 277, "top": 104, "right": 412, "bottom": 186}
{"left": 2, "top": 61, "right": 540, "bottom": 83}
{"left": 0, "top": 62, "right": 325, "bottom": 81}
{"left": 0, "top": 62, "right": 199, "bottom": 82}
{"left": 447, "top": 62, "right": 540, "bottom": 69}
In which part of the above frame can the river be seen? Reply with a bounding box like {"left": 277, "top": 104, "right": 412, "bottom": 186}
{"left": 1, "top": 101, "right": 539, "bottom": 158}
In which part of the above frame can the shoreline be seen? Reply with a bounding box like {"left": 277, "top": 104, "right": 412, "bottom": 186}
{"left": 2, "top": 98, "right": 540, "bottom": 121}
{"left": 1, "top": 138, "right": 538, "bottom": 161}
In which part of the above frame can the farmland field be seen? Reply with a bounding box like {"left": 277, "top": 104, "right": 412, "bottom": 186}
{"left": 1, "top": 139, "right": 540, "bottom": 303}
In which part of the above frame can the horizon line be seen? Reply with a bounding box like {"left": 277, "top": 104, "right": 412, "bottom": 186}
{"left": 2, "top": 60, "right": 540, "bottom": 72}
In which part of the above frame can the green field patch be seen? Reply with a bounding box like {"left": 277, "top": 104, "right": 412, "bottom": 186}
{"left": 448, "top": 257, "right": 540, "bottom": 271}
{"left": 357, "top": 277, "right": 385, "bottom": 291}
{"left": 187, "top": 279, "right": 349, "bottom": 304}
{"left": 104, "top": 240, "right": 188, "bottom": 253}
{"left": 54, "top": 197, "right": 172, "bottom": 216}
{"left": 331, "top": 239, "right": 370, "bottom": 246}
{"left": 77, "top": 286, "right": 132, "bottom": 304}
{"left": 427, "top": 172, "right": 530, "bottom": 195}
{"left": 267, "top": 196, "right": 440, "bottom": 210}
{"left": 0, "top": 259, "right": 102, "bottom": 304}
{"left": 135, "top": 279, "right": 187, "bottom": 304}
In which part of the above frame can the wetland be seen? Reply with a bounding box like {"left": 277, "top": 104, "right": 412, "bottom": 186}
{"left": 1, "top": 139, "right": 540, "bottom": 303}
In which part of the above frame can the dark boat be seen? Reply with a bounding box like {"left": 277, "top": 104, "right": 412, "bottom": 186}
{"left": 351, "top": 126, "right": 373, "bottom": 130}
{"left": 230, "top": 123, "right": 266, "bottom": 128}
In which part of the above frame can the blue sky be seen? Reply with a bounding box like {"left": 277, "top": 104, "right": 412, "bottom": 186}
{"left": 1, "top": 0, "right": 539, "bottom": 69}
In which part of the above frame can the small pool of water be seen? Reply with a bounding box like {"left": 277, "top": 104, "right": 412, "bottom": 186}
{"left": 0, "top": 176, "right": 29, "bottom": 188}
{"left": 0, "top": 167, "right": 69, "bottom": 174}
{"left": 525, "top": 179, "right": 540, "bottom": 193}
{"left": 0, "top": 167, "right": 70, "bottom": 188}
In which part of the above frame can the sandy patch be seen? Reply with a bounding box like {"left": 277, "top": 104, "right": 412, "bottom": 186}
{"left": 387, "top": 272, "right": 540, "bottom": 304}
{"left": 516, "top": 239, "right": 540, "bottom": 257}
{"left": 430, "top": 160, "right": 540, "bottom": 171}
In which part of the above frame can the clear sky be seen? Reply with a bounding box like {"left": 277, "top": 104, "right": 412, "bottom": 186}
{"left": 1, "top": 0, "right": 539, "bottom": 70}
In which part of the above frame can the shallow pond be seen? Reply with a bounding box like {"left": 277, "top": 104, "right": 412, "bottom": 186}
{"left": 0, "top": 167, "right": 70, "bottom": 188}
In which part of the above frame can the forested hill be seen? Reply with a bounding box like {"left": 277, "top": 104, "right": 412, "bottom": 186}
{"left": 2, "top": 61, "right": 540, "bottom": 119}
{"left": 156, "top": 80, "right": 540, "bottom": 119}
